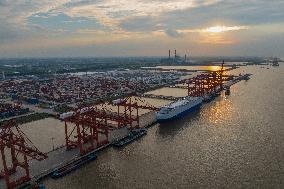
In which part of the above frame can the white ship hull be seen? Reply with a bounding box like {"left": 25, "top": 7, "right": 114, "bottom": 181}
{"left": 156, "top": 97, "right": 203, "bottom": 121}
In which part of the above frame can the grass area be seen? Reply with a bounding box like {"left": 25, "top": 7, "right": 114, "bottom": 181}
{"left": 0, "top": 113, "right": 53, "bottom": 126}
{"left": 53, "top": 104, "right": 74, "bottom": 114}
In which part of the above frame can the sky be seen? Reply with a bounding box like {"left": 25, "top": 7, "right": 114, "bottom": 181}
{"left": 0, "top": 0, "right": 283, "bottom": 58}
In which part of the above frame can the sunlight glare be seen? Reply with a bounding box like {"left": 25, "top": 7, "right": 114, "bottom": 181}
{"left": 204, "top": 25, "right": 248, "bottom": 33}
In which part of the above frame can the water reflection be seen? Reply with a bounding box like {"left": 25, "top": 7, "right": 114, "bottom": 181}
{"left": 207, "top": 65, "right": 222, "bottom": 71}
{"left": 200, "top": 94, "right": 235, "bottom": 125}
{"left": 158, "top": 108, "right": 201, "bottom": 138}
{"left": 156, "top": 65, "right": 224, "bottom": 71}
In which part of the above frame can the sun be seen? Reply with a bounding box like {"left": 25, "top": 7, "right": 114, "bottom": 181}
{"left": 205, "top": 26, "right": 227, "bottom": 33}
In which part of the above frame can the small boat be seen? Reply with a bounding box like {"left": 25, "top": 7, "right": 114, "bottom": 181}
{"left": 112, "top": 129, "right": 147, "bottom": 147}
{"left": 244, "top": 75, "right": 250, "bottom": 80}
{"left": 212, "top": 92, "right": 221, "bottom": 97}
{"left": 51, "top": 153, "right": 97, "bottom": 179}
{"left": 203, "top": 94, "right": 214, "bottom": 102}
{"left": 225, "top": 88, "right": 231, "bottom": 95}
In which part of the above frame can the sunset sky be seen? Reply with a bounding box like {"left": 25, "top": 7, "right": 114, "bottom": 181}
{"left": 0, "top": 0, "right": 283, "bottom": 57}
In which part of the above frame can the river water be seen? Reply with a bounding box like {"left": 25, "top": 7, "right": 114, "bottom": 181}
{"left": 40, "top": 65, "right": 283, "bottom": 188}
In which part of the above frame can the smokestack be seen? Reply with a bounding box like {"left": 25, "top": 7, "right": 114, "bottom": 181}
{"left": 169, "top": 50, "right": 171, "bottom": 58}
{"left": 185, "top": 54, "right": 187, "bottom": 61}
{"left": 175, "top": 50, "right": 177, "bottom": 58}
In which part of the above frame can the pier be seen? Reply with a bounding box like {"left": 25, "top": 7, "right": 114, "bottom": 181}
{"left": 168, "top": 85, "right": 188, "bottom": 89}
{"left": 223, "top": 73, "right": 251, "bottom": 88}
{"left": 139, "top": 94, "right": 183, "bottom": 101}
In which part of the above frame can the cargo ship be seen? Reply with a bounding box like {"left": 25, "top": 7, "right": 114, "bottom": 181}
{"left": 156, "top": 96, "right": 203, "bottom": 121}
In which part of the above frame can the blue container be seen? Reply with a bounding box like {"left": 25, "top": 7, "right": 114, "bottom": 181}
{"left": 39, "top": 184, "right": 46, "bottom": 189}
{"left": 27, "top": 98, "right": 39, "bottom": 104}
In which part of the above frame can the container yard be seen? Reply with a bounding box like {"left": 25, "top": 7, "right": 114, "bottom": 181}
{"left": 0, "top": 70, "right": 185, "bottom": 107}
{"left": 0, "top": 102, "right": 29, "bottom": 120}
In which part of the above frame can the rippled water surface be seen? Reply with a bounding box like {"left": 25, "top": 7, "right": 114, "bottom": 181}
{"left": 44, "top": 65, "right": 284, "bottom": 189}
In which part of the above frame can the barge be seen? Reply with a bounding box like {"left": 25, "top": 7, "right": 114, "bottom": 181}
{"left": 51, "top": 153, "right": 97, "bottom": 179}
{"left": 112, "top": 129, "right": 147, "bottom": 147}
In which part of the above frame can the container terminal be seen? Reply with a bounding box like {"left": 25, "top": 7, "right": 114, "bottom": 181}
{"left": 0, "top": 70, "right": 185, "bottom": 106}
{"left": 0, "top": 59, "right": 256, "bottom": 189}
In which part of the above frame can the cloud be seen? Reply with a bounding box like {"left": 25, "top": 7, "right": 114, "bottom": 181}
{"left": 0, "top": 0, "right": 284, "bottom": 57}
{"left": 119, "top": 16, "right": 162, "bottom": 32}
{"left": 162, "top": 0, "right": 284, "bottom": 29}
{"left": 0, "top": 0, "right": 71, "bottom": 43}
{"left": 0, "top": 0, "right": 9, "bottom": 6}
{"left": 53, "top": 0, "right": 221, "bottom": 30}
{"left": 60, "top": 0, "right": 217, "bottom": 18}
{"left": 164, "top": 29, "right": 184, "bottom": 38}
{"left": 198, "top": 35, "right": 235, "bottom": 45}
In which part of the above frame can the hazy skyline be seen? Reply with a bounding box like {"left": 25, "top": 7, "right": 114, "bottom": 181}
{"left": 0, "top": 0, "right": 283, "bottom": 58}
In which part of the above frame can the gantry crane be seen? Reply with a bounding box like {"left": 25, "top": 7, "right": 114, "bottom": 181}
{"left": 63, "top": 95, "right": 160, "bottom": 156}
{"left": 178, "top": 61, "right": 235, "bottom": 97}
{"left": 0, "top": 120, "right": 47, "bottom": 189}
{"left": 112, "top": 95, "right": 159, "bottom": 129}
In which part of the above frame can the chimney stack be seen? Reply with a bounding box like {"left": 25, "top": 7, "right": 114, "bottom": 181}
{"left": 169, "top": 50, "right": 171, "bottom": 58}
{"left": 175, "top": 49, "right": 177, "bottom": 58}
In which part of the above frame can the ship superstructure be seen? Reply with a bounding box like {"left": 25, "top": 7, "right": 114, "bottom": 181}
{"left": 272, "top": 58, "right": 279, "bottom": 66}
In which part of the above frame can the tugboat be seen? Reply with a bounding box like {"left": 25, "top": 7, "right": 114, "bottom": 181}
{"left": 51, "top": 152, "right": 97, "bottom": 179}
{"left": 212, "top": 92, "right": 221, "bottom": 97}
{"left": 112, "top": 128, "right": 147, "bottom": 147}
{"left": 225, "top": 87, "right": 231, "bottom": 95}
{"left": 203, "top": 93, "right": 214, "bottom": 102}
{"left": 244, "top": 74, "right": 250, "bottom": 81}
{"left": 272, "top": 58, "right": 279, "bottom": 66}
